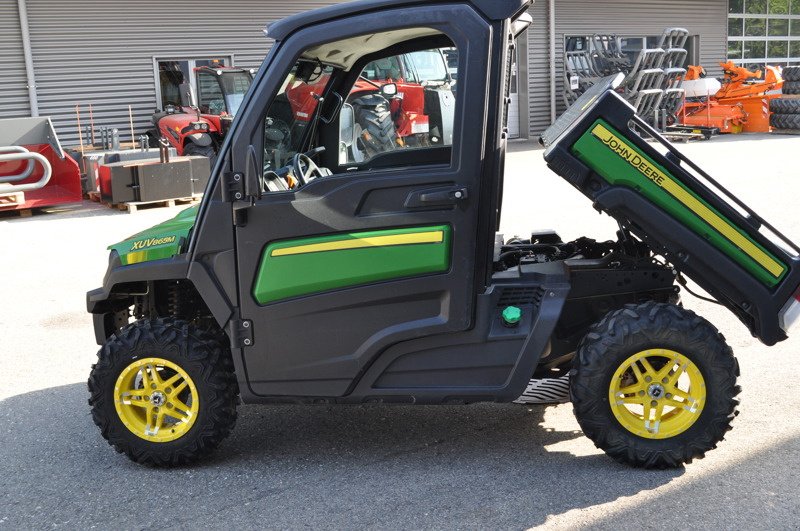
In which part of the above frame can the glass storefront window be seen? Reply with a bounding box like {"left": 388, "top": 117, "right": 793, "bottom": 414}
{"left": 730, "top": 17, "right": 745, "bottom": 36}
{"left": 746, "top": 0, "right": 768, "bottom": 14}
{"left": 769, "top": 18, "right": 790, "bottom": 36}
{"left": 744, "top": 40, "right": 766, "bottom": 58}
{"left": 769, "top": 0, "right": 790, "bottom": 14}
{"left": 746, "top": 18, "right": 767, "bottom": 36}
{"left": 728, "top": 40, "right": 745, "bottom": 58}
{"left": 768, "top": 40, "right": 789, "bottom": 57}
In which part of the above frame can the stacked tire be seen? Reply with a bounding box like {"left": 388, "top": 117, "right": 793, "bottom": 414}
{"left": 771, "top": 66, "right": 800, "bottom": 131}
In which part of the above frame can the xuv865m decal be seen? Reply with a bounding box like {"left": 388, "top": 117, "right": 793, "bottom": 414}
{"left": 252, "top": 226, "right": 452, "bottom": 304}
{"left": 572, "top": 120, "right": 786, "bottom": 286}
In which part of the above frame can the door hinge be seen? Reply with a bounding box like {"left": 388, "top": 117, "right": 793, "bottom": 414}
{"left": 222, "top": 171, "right": 245, "bottom": 202}
{"left": 227, "top": 318, "right": 253, "bottom": 348}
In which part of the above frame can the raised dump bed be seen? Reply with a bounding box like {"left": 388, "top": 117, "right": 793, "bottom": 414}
{"left": 541, "top": 75, "right": 800, "bottom": 345}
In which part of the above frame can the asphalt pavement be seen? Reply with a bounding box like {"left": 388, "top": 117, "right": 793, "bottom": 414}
{"left": 1, "top": 134, "right": 799, "bottom": 530}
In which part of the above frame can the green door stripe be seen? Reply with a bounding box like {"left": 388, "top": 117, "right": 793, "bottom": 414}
{"left": 252, "top": 225, "right": 452, "bottom": 304}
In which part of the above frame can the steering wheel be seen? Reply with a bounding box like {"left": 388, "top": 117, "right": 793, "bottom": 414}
{"left": 291, "top": 152, "right": 324, "bottom": 186}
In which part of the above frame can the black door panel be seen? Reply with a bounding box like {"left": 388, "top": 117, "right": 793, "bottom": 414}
{"left": 229, "top": 7, "right": 492, "bottom": 397}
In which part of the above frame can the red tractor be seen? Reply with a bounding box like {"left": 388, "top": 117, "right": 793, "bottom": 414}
{"left": 344, "top": 49, "right": 455, "bottom": 160}
{"left": 151, "top": 66, "right": 254, "bottom": 162}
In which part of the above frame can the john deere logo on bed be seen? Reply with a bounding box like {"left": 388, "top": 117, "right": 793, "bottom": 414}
{"left": 591, "top": 124, "right": 666, "bottom": 186}
{"left": 131, "top": 236, "right": 177, "bottom": 250}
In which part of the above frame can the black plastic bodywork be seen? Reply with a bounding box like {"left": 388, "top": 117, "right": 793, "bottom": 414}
{"left": 88, "top": 0, "right": 795, "bottom": 410}
{"left": 266, "top": 0, "right": 530, "bottom": 40}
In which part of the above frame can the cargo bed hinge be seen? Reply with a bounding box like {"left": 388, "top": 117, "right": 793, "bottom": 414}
{"left": 227, "top": 318, "right": 253, "bottom": 349}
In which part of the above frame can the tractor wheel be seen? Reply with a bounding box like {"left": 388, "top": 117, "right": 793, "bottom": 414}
{"left": 770, "top": 113, "right": 800, "bottom": 130}
{"left": 770, "top": 98, "right": 800, "bottom": 114}
{"left": 570, "top": 302, "right": 740, "bottom": 469}
{"left": 782, "top": 81, "right": 800, "bottom": 95}
{"left": 351, "top": 93, "right": 398, "bottom": 158}
{"left": 782, "top": 66, "right": 800, "bottom": 82}
{"left": 184, "top": 141, "right": 218, "bottom": 166}
{"left": 88, "top": 318, "right": 238, "bottom": 466}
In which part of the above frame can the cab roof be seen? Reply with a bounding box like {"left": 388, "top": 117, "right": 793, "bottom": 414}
{"left": 266, "top": 0, "right": 532, "bottom": 41}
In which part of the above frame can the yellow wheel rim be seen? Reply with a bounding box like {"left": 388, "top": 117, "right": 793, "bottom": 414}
{"left": 114, "top": 357, "right": 199, "bottom": 443}
{"left": 608, "top": 349, "right": 706, "bottom": 439}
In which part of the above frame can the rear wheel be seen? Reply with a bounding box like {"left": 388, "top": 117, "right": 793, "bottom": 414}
{"left": 88, "top": 318, "right": 238, "bottom": 466}
{"left": 570, "top": 302, "right": 740, "bottom": 468}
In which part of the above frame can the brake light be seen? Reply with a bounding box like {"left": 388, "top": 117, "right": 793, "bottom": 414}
{"left": 778, "top": 285, "right": 800, "bottom": 334}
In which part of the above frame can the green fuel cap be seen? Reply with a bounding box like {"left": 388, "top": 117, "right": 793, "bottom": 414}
{"left": 502, "top": 305, "right": 522, "bottom": 326}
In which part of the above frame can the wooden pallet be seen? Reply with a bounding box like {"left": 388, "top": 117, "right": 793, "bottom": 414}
{"left": 0, "top": 192, "right": 34, "bottom": 217}
{"left": 110, "top": 195, "right": 201, "bottom": 214}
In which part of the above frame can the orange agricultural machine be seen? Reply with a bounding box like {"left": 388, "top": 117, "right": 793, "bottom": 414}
{"left": 678, "top": 61, "right": 783, "bottom": 133}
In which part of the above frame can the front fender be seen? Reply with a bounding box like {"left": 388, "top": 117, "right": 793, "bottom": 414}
{"left": 87, "top": 256, "right": 191, "bottom": 315}
{"left": 186, "top": 132, "right": 213, "bottom": 147}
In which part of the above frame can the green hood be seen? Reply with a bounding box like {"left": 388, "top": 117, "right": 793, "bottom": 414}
{"left": 109, "top": 205, "right": 199, "bottom": 265}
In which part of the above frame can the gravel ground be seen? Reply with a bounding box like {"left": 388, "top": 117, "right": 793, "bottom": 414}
{"left": 1, "top": 133, "right": 799, "bottom": 530}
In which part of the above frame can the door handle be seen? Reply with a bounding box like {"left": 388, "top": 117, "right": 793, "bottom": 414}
{"left": 405, "top": 186, "right": 468, "bottom": 209}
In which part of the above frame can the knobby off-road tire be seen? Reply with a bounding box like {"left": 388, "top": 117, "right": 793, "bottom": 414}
{"left": 570, "top": 302, "right": 740, "bottom": 469}
{"left": 769, "top": 98, "right": 800, "bottom": 114}
{"left": 351, "top": 93, "right": 398, "bottom": 158}
{"left": 782, "top": 65, "right": 800, "bottom": 82}
{"left": 88, "top": 318, "right": 238, "bottom": 466}
{"left": 184, "top": 141, "right": 218, "bottom": 167}
{"left": 770, "top": 113, "right": 800, "bottom": 130}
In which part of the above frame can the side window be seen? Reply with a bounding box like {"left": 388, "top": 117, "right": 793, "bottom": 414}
{"left": 197, "top": 72, "right": 224, "bottom": 115}
{"left": 340, "top": 47, "right": 457, "bottom": 165}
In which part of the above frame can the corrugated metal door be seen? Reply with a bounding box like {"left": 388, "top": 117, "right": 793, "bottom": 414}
{"left": 0, "top": 2, "right": 31, "bottom": 119}
{"left": 24, "top": 0, "right": 339, "bottom": 146}
{"left": 525, "top": 0, "right": 551, "bottom": 137}
{"left": 508, "top": 45, "right": 520, "bottom": 138}
{"left": 526, "top": 0, "right": 726, "bottom": 137}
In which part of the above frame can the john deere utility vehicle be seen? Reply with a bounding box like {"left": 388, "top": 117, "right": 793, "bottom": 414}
{"left": 87, "top": 0, "right": 800, "bottom": 468}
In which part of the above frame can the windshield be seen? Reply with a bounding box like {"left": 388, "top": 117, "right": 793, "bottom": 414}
{"left": 263, "top": 60, "right": 335, "bottom": 172}
{"left": 407, "top": 50, "right": 449, "bottom": 83}
{"left": 197, "top": 70, "right": 252, "bottom": 116}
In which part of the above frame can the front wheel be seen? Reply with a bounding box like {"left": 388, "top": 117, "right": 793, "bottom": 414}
{"left": 570, "top": 302, "right": 740, "bottom": 468}
{"left": 183, "top": 141, "right": 217, "bottom": 167}
{"left": 88, "top": 318, "right": 238, "bottom": 466}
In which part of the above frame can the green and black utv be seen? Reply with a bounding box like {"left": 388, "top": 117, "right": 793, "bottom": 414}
{"left": 87, "top": 0, "right": 800, "bottom": 468}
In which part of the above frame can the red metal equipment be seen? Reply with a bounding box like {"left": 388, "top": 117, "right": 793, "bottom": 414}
{"left": 152, "top": 66, "right": 254, "bottom": 159}
{"left": 0, "top": 117, "right": 82, "bottom": 212}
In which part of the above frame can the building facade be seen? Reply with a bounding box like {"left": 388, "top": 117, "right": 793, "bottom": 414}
{"left": 2, "top": 0, "right": 774, "bottom": 145}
